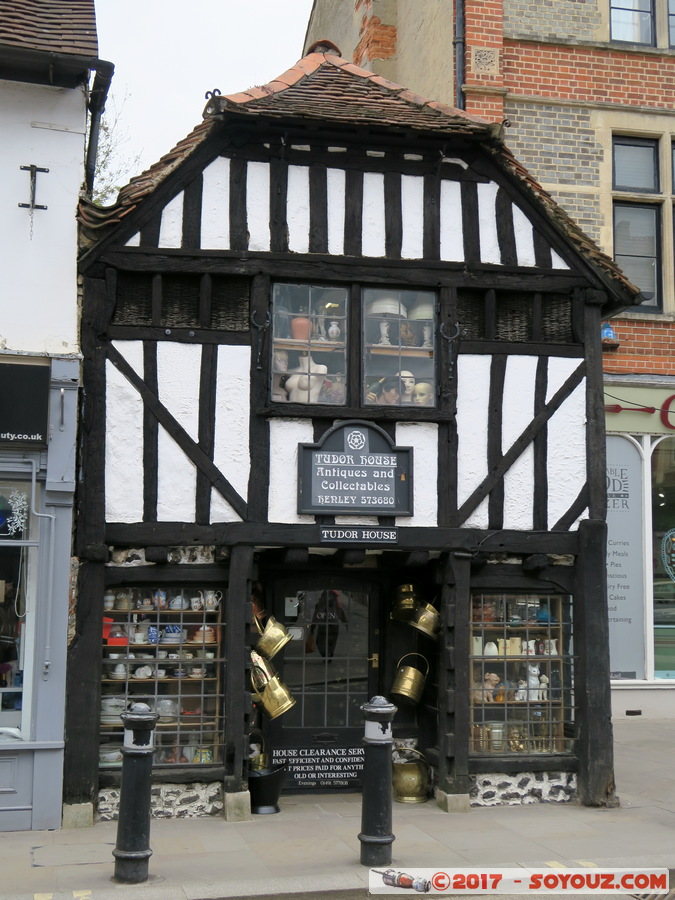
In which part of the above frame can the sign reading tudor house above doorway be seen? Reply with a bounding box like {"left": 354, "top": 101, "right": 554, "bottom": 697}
{"left": 297, "top": 421, "right": 413, "bottom": 516}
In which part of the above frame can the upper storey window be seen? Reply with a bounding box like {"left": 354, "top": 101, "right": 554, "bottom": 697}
{"left": 610, "top": 0, "right": 655, "bottom": 44}
{"left": 612, "top": 136, "right": 662, "bottom": 310}
{"left": 269, "top": 283, "right": 437, "bottom": 408}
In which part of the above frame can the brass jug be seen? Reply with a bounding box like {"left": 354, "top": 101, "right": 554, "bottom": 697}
{"left": 409, "top": 602, "right": 440, "bottom": 638}
{"left": 254, "top": 615, "right": 292, "bottom": 660}
{"left": 390, "top": 653, "right": 429, "bottom": 705}
{"left": 249, "top": 730, "right": 268, "bottom": 771}
{"left": 391, "top": 584, "right": 419, "bottom": 622}
{"left": 250, "top": 651, "right": 296, "bottom": 720}
{"left": 392, "top": 748, "right": 431, "bottom": 803}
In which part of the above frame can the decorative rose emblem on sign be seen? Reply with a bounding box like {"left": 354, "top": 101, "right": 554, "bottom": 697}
{"left": 346, "top": 430, "right": 366, "bottom": 451}
{"left": 662, "top": 528, "right": 675, "bottom": 584}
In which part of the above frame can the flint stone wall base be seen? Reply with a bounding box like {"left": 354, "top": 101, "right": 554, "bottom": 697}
{"left": 470, "top": 772, "right": 577, "bottom": 806}
{"left": 97, "top": 782, "right": 224, "bottom": 820}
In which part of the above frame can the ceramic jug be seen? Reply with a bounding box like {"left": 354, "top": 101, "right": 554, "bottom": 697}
{"left": 472, "top": 637, "right": 483, "bottom": 656}
{"left": 543, "top": 639, "right": 558, "bottom": 655}
{"left": 200, "top": 590, "right": 222, "bottom": 610}
{"left": 483, "top": 641, "right": 498, "bottom": 657}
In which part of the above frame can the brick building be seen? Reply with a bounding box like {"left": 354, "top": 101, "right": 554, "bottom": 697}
{"left": 305, "top": 0, "right": 675, "bottom": 716}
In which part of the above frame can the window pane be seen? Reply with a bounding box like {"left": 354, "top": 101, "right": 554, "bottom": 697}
{"left": 614, "top": 141, "right": 658, "bottom": 191}
{"left": 652, "top": 437, "right": 675, "bottom": 678}
{"left": 611, "top": 1, "right": 653, "bottom": 43}
{"left": 614, "top": 204, "right": 659, "bottom": 305}
{"left": 362, "top": 288, "right": 436, "bottom": 407}
{"left": 271, "top": 283, "right": 348, "bottom": 405}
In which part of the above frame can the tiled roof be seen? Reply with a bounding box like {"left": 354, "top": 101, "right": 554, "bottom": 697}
{"left": 0, "top": 0, "right": 97, "bottom": 57}
{"left": 78, "top": 41, "right": 639, "bottom": 306}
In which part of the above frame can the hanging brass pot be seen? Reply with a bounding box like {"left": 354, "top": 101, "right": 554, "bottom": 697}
{"left": 254, "top": 614, "right": 292, "bottom": 660}
{"left": 250, "top": 650, "right": 296, "bottom": 720}
{"left": 390, "top": 653, "right": 429, "bottom": 705}
{"left": 409, "top": 602, "right": 440, "bottom": 639}
{"left": 391, "top": 584, "right": 419, "bottom": 622}
{"left": 392, "top": 748, "right": 431, "bottom": 803}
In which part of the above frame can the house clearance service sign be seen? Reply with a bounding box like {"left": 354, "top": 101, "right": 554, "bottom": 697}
{"left": 297, "top": 420, "right": 413, "bottom": 516}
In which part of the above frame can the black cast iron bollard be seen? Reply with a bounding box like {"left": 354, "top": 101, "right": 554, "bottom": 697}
{"left": 358, "top": 695, "right": 397, "bottom": 867}
{"left": 112, "top": 702, "right": 159, "bottom": 884}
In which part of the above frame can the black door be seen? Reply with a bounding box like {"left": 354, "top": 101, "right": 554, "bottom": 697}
{"left": 266, "top": 575, "right": 381, "bottom": 791}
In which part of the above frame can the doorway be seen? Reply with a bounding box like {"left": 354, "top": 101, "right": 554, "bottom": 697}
{"left": 265, "top": 575, "right": 382, "bottom": 791}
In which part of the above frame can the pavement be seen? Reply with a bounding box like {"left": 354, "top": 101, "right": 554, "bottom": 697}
{"left": 1, "top": 716, "right": 675, "bottom": 900}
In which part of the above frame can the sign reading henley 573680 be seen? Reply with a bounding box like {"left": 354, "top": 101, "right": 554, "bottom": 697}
{"left": 298, "top": 421, "right": 413, "bottom": 516}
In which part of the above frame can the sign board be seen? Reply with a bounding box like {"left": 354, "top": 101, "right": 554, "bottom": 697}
{"left": 319, "top": 526, "right": 398, "bottom": 544}
{"left": 0, "top": 364, "right": 50, "bottom": 447}
{"left": 271, "top": 745, "right": 364, "bottom": 790}
{"left": 606, "top": 435, "right": 645, "bottom": 679}
{"left": 298, "top": 421, "right": 413, "bottom": 516}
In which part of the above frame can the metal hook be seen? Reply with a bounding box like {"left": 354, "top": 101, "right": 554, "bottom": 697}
{"left": 250, "top": 310, "right": 271, "bottom": 370}
{"left": 440, "top": 322, "right": 461, "bottom": 342}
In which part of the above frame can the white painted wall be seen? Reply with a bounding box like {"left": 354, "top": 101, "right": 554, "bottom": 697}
{"left": 0, "top": 81, "right": 87, "bottom": 354}
{"left": 106, "top": 342, "right": 145, "bottom": 522}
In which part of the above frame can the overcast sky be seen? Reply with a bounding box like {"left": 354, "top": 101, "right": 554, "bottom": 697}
{"left": 94, "top": 0, "right": 316, "bottom": 178}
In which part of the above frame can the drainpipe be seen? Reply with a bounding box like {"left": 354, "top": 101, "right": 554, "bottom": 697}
{"left": 454, "top": 0, "right": 466, "bottom": 109}
{"left": 84, "top": 59, "right": 115, "bottom": 198}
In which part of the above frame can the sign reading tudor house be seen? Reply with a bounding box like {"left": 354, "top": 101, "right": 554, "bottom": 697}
{"left": 298, "top": 421, "right": 413, "bottom": 516}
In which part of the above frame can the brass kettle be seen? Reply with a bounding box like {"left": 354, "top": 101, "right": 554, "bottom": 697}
{"left": 390, "top": 653, "right": 429, "bottom": 705}
{"left": 250, "top": 650, "right": 296, "bottom": 720}
{"left": 248, "top": 729, "right": 268, "bottom": 771}
{"left": 409, "top": 601, "right": 440, "bottom": 639}
{"left": 254, "top": 614, "right": 292, "bottom": 660}
{"left": 392, "top": 748, "right": 431, "bottom": 803}
{"left": 391, "top": 584, "right": 419, "bottom": 622}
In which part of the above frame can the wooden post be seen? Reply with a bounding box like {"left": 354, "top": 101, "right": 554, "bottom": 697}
{"left": 575, "top": 518, "right": 618, "bottom": 806}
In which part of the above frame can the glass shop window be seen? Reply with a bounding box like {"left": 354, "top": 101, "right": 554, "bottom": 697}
{"left": 362, "top": 288, "right": 436, "bottom": 408}
{"left": 271, "top": 283, "right": 348, "bottom": 405}
{"left": 0, "top": 480, "right": 38, "bottom": 740}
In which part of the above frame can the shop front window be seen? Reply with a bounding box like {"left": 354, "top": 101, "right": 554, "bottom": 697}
{"left": 270, "top": 283, "right": 348, "bottom": 405}
{"left": 269, "top": 282, "right": 437, "bottom": 407}
{"left": 652, "top": 436, "right": 675, "bottom": 677}
{"left": 0, "top": 480, "right": 37, "bottom": 739}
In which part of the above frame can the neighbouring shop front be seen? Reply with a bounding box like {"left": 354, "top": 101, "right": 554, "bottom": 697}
{"left": 604, "top": 379, "right": 675, "bottom": 715}
{"left": 0, "top": 358, "right": 78, "bottom": 830}
{"left": 68, "top": 43, "right": 640, "bottom": 820}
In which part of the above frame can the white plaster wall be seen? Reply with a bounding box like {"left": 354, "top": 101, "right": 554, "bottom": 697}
{"left": 400, "top": 175, "right": 424, "bottom": 259}
{"left": 200, "top": 156, "right": 230, "bottom": 250}
{"left": 1, "top": 81, "right": 87, "bottom": 353}
{"left": 457, "top": 355, "right": 491, "bottom": 528}
{"left": 477, "top": 182, "right": 501, "bottom": 265}
{"left": 512, "top": 205, "right": 536, "bottom": 267}
{"left": 440, "top": 179, "right": 463, "bottom": 261}
{"left": 362, "top": 171, "right": 386, "bottom": 257}
{"left": 502, "top": 356, "right": 538, "bottom": 530}
{"left": 158, "top": 192, "right": 184, "bottom": 249}
{"left": 105, "top": 342, "right": 145, "bottom": 522}
{"left": 268, "top": 418, "right": 315, "bottom": 523}
{"left": 211, "top": 345, "right": 251, "bottom": 523}
{"left": 395, "top": 422, "right": 438, "bottom": 526}
{"left": 546, "top": 359, "right": 587, "bottom": 528}
{"left": 155, "top": 343, "right": 201, "bottom": 521}
{"left": 287, "top": 165, "right": 310, "bottom": 254}
{"left": 326, "top": 167, "right": 346, "bottom": 255}
{"left": 247, "top": 161, "right": 271, "bottom": 252}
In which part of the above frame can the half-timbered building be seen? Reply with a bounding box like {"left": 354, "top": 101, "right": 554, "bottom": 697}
{"left": 70, "top": 41, "right": 640, "bottom": 817}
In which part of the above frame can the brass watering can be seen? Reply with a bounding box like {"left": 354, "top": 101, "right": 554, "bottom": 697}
{"left": 409, "top": 601, "right": 440, "bottom": 639}
{"left": 391, "top": 584, "right": 419, "bottom": 622}
{"left": 392, "top": 748, "right": 431, "bottom": 803}
{"left": 390, "top": 653, "right": 429, "bottom": 705}
{"left": 254, "top": 614, "right": 292, "bottom": 660}
{"left": 250, "top": 650, "right": 296, "bottom": 720}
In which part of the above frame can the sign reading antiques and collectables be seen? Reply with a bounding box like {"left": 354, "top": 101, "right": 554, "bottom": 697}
{"left": 0, "top": 363, "right": 50, "bottom": 446}
{"left": 298, "top": 421, "right": 413, "bottom": 516}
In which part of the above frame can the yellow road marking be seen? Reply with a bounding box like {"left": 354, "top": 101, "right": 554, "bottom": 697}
{"left": 544, "top": 861, "right": 567, "bottom": 867}
{"left": 73, "top": 893, "right": 94, "bottom": 899}
{"left": 34, "top": 894, "right": 53, "bottom": 900}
